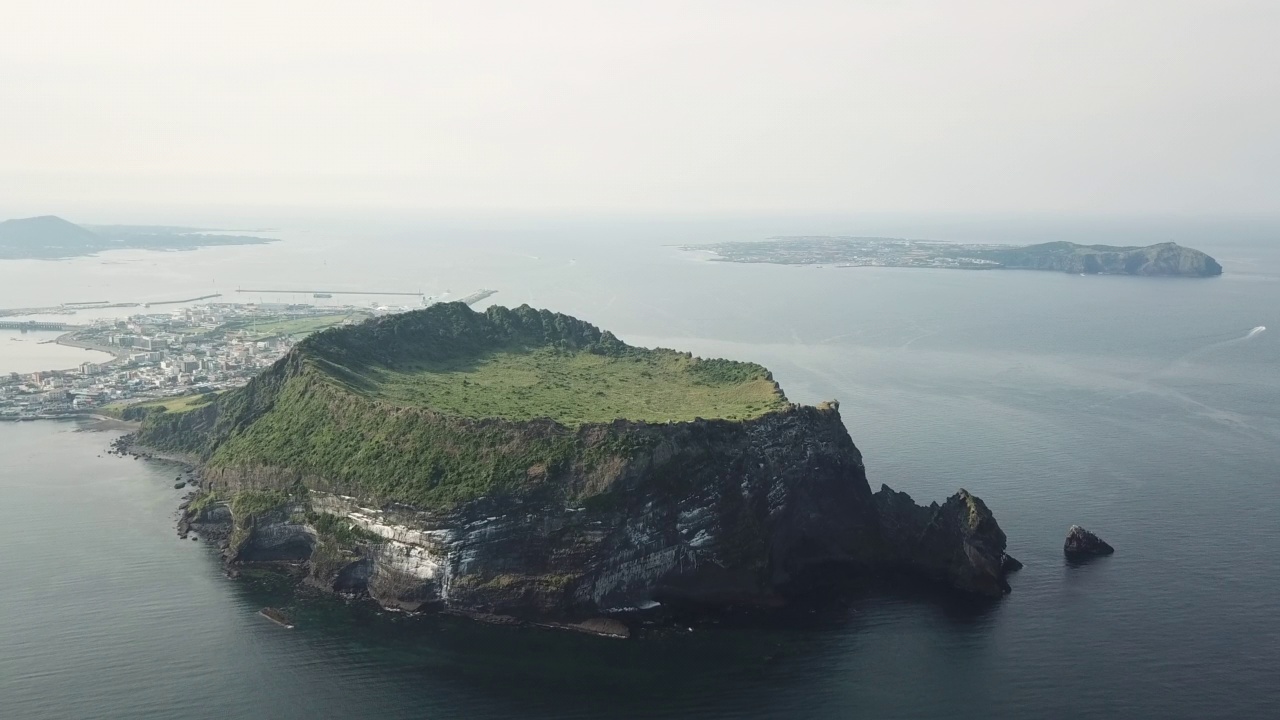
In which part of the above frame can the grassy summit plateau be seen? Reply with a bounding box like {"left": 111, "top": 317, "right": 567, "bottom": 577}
{"left": 309, "top": 304, "right": 786, "bottom": 425}
{"left": 139, "top": 304, "right": 789, "bottom": 508}
{"left": 369, "top": 346, "right": 783, "bottom": 425}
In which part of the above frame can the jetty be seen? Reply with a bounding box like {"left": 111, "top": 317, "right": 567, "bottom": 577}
{"left": 144, "top": 294, "right": 221, "bottom": 307}
{"left": 457, "top": 289, "right": 497, "bottom": 305}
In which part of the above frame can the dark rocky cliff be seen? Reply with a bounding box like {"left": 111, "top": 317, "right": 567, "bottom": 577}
{"left": 148, "top": 305, "right": 1016, "bottom": 625}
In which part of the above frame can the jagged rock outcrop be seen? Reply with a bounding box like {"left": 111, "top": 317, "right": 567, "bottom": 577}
{"left": 874, "top": 485, "right": 1013, "bottom": 596}
{"left": 1064, "top": 525, "right": 1114, "bottom": 557}
{"left": 1001, "top": 553, "right": 1024, "bottom": 573}
{"left": 145, "top": 304, "right": 1017, "bottom": 626}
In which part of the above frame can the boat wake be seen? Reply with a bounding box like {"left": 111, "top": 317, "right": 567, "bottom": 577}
{"left": 1183, "top": 325, "right": 1266, "bottom": 361}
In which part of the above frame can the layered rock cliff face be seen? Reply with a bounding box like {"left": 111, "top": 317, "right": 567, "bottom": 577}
{"left": 975, "top": 241, "right": 1222, "bottom": 277}
{"left": 149, "top": 304, "right": 1016, "bottom": 623}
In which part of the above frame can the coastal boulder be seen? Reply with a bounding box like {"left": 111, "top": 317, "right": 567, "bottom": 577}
{"left": 1064, "top": 525, "right": 1114, "bottom": 557}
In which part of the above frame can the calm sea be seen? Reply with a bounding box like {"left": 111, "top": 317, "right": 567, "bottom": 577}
{"left": 1, "top": 215, "right": 1277, "bottom": 718}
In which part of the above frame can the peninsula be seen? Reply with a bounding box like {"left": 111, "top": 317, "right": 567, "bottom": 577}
{"left": 687, "top": 236, "right": 1223, "bottom": 277}
{"left": 0, "top": 215, "right": 276, "bottom": 259}
{"left": 135, "top": 303, "right": 1016, "bottom": 634}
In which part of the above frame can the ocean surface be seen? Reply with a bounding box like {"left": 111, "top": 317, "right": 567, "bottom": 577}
{"left": 1, "top": 214, "right": 1277, "bottom": 719}
{"left": 0, "top": 329, "right": 113, "bottom": 375}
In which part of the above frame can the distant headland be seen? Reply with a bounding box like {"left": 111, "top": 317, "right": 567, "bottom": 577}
{"left": 686, "top": 237, "right": 1223, "bottom": 277}
{"left": 0, "top": 215, "right": 276, "bottom": 260}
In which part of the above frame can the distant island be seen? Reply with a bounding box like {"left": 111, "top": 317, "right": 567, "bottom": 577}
{"left": 687, "top": 237, "right": 1223, "bottom": 277}
{"left": 0, "top": 215, "right": 276, "bottom": 259}
{"left": 130, "top": 303, "right": 1016, "bottom": 636}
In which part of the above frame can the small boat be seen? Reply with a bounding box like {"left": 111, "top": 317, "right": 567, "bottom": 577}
{"left": 258, "top": 607, "right": 295, "bottom": 629}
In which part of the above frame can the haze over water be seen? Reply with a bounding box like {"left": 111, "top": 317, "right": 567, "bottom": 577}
{"left": 1, "top": 215, "right": 1278, "bottom": 718}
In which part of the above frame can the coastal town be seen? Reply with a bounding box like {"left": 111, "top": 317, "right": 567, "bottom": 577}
{"left": 0, "top": 290, "right": 496, "bottom": 421}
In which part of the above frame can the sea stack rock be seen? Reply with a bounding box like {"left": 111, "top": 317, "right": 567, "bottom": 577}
{"left": 875, "top": 486, "right": 1013, "bottom": 597}
{"left": 1064, "top": 525, "right": 1114, "bottom": 557}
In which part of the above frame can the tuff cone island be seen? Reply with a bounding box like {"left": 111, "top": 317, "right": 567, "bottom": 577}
{"left": 140, "top": 304, "right": 1016, "bottom": 635}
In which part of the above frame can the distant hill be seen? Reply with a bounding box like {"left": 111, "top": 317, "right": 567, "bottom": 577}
{"left": 0, "top": 216, "right": 105, "bottom": 257}
{"left": 0, "top": 215, "right": 276, "bottom": 259}
{"left": 691, "top": 237, "right": 1224, "bottom": 277}
{"left": 972, "top": 241, "right": 1224, "bottom": 277}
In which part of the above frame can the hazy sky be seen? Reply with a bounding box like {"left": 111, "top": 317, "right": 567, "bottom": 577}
{"left": 2, "top": 1, "right": 1278, "bottom": 217}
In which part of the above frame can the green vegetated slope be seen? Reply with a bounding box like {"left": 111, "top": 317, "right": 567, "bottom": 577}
{"left": 139, "top": 303, "right": 788, "bottom": 509}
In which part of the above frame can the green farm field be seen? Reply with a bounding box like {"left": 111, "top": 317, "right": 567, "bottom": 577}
{"left": 225, "top": 313, "right": 368, "bottom": 341}
{"left": 100, "top": 392, "right": 218, "bottom": 418}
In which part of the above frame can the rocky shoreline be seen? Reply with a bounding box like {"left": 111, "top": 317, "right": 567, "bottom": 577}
{"left": 112, "top": 426, "right": 1021, "bottom": 640}
{"left": 112, "top": 433, "right": 645, "bottom": 637}
{"left": 109, "top": 434, "right": 213, "bottom": 543}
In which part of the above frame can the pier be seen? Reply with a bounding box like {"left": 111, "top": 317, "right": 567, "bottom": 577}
{"left": 237, "top": 288, "right": 424, "bottom": 297}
